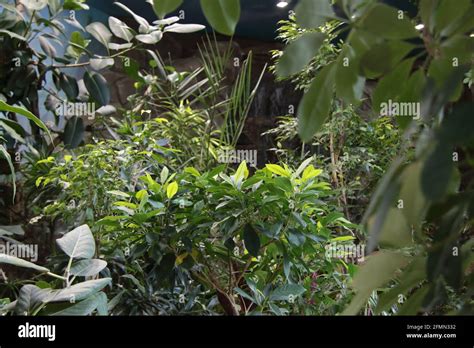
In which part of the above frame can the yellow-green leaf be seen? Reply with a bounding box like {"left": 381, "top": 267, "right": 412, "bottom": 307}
{"left": 266, "top": 164, "right": 291, "bottom": 177}
{"left": 166, "top": 181, "right": 178, "bottom": 199}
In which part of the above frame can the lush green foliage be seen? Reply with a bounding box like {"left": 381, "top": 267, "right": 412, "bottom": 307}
{"left": 274, "top": 0, "right": 473, "bottom": 315}
{"left": 0, "top": 0, "right": 472, "bottom": 318}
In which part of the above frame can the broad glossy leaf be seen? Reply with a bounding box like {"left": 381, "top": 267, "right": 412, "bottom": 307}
{"left": 360, "top": 41, "right": 414, "bottom": 79}
{"left": 421, "top": 143, "right": 454, "bottom": 201}
{"left": 200, "top": 0, "right": 240, "bottom": 36}
{"left": 63, "top": 116, "right": 84, "bottom": 149}
{"left": 56, "top": 224, "right": 95, "bottom": 259}
{"left": 83, "top": 72, "right": 110, "bottom": 107}
{"left": 360, "top": 3, "right": 418, "bottom": 39}
{"left": 59, "top": 73, "right": 79, "bottom": 101}
{"left": 372, "top": 58, "right": 414, "bottom": 114}
{"left": 86, "top": 22, "right": 112, "bottom": 49}
{"left": 335, "top": 45, "right": 365, "bottom": 105}
{"left": 108, "top": 16, "right": 134, "bottom": 42}
{"left": 295, "top": 0, "right": 336, "bottom": 29}
{"left": 297, "top": 63, "right": 336, "bottom": 142}
{"left": 243, "top": 224, "right": 260, "bottom": 257}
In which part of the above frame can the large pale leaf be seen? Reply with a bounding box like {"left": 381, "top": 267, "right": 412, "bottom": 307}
{"left": 108, "top": 16, "right": 134, "bottom": 42}
{"left": 56, "top": 225, "right": 96, "bottom": 259}
{"left": 86, "top": 22, "right": 112, "bottom": 49}
{"left": 50, "top": 292, "right": 107, "bottom": 316}
{"left": 70, "top": 259, "right": 107, "bottom": 277}
{"left": 0, "top": 254, "right": 50, "bottom": 273}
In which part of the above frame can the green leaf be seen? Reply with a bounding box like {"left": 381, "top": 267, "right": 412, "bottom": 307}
{"left": 398, "top": 162, "right": 427, "bottom": 229}
{"left": 343, "top": 251, "right": 411, "bottom": 314}
{"left": 295, "top": 0, "right": 336, "bottom": 29}
{"left": 375, "top": 257, "right": 426, "bottom": 314}
{"left": 56, "top": 225, "right": 96, "bottom": 260}
{"left": 235, "top": 160, "right": 248, "bottom": 182}
{"left": 166, "top": 181, "right": 178, "bottom": 199}
{"left": 0, "top": 144, "right": 16, "bottom": 198}
{"left": 63, "top": 116, "right": 84, "bottom": 149}
{"left": 421, "top": 143, "right": 454, "bottom": 201}
{"left": 376, "top": 208, "right": 412, "bottom": 248}
{"left": 70, "top": 259, "right": 107, "bottom": 277}
{"left": 433, "top": 0, "right": 471, "bottom": 37}
{"left": 243, "top": 224, "right": 260, "bottom": 257}
{"left": 372, "top": 58, "right": 414, "bottom": 114}
{"left": 397, "top": 284, "right": 430, "bottom": 315}
{"left": 266, "top": 164, "right": 291, "bottom": 177}
{"left": 360, "top": 3, "right": 419, "bottom": 39}
{"left": 0, "top": 101, "right": 51, "bottom": 141}
{"left": 0, "top": 254, "right": 50, "bottom": 273}
{"left": 200, "top": 0, "right": 240, "bottom": 36}
{"left": 63, "top": 0, "right": 89, "bottom": 10}
{"left": 83, "top": 72, "right": 110, "bottom": 107}
{"left": 297, "top": 63, "right": 336, "bottom": 142}
{"left": 59, "top": 73, "right": 79, "bottom": 101}
{"left": 86, "top": 22, "right": 112, "bottom": 49}
{"left": 160, "top": 166, "right": 169, "bottom": 184}
{"left": 270, "top": 284, "right": 306, "bottom": 301}
{"left": 148, "top": 0, "right": 183, "bottom": 19}
{"left": 276, "top": 32, "right": 325, "bottom": 78}
{"left": 0, "top": 120, "right": 25, "bottom": 144}
{"left": 335, "top": 45, "right": 365, "bottom": 105}
{"left": 360, "top": 41, "right": 414, "bottom": 79}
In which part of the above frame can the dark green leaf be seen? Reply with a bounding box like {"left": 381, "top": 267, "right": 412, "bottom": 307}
{"left": 297, "top": 63, "right": 336, "bottom": 142}
{"left": 243, "top": 224, "right": 260, "bottom": 257}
